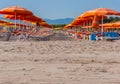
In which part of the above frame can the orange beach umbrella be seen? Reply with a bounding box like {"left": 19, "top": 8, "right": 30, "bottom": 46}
{"left": 0, "top": 6, "right": 33, "bottom": 15}
{"left": 82, "top": 8, "right": 120, "bottom": 32}
{"left": 0, "top": 6, "right": 33, "bottom": 28}
{"left": 82, "top": 8, "right": 120, "bottom": 17}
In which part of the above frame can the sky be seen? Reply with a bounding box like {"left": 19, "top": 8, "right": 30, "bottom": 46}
{"left": 0, "top": 0, "right": 120, "bottom": 19}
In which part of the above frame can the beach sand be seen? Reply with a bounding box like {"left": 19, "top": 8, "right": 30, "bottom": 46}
{"left": 0, "top": 40, "right": 120, "bottom": 84}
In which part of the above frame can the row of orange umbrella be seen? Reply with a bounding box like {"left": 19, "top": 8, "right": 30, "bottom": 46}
{"left": 0, "top": 6, "right": 52, "bottom": 28}
{"left": 3, "top": 15, "right": 43, "bottom": 22}
{"left": 3, "top": 14, "right": 52, "bottom": 28}
{"left": 65, "top": 8, "right": 120, "bottom": 31}
{"left": 65, "top": 15, "right": 107, "bottom": 28}
{"left": 0, "top": 20, "right": 33, "bottom": 28}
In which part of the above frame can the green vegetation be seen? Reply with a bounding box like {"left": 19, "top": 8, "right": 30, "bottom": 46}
{"left": 52, "top": 24, "right": 66, "bottom": 28}
{"left": 103, "top": 16, "right": 120, "bottom": 23}
{"left": 51, "top": 24, "right": 66, "bottom": 30}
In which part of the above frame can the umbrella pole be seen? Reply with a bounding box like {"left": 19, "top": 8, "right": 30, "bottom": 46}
{"left": 101, "top": 16, "right": 104, "bottom": 40}
{"left": 15, "top": 12, "right": 17, "bottom": 29}
{"left": 23, "top": 17, "right": 24, "bottom": 29}
{"left": 19, "top": 17, "right": 21, "bottom": 30}
{"left": 102, "top": 15, "right": 104, "bottom": 33}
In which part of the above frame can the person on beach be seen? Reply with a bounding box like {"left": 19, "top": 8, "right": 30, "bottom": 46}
{"left": 26, "top": 22, "right": 40, "bottom": 39}
{"left": 35, "top": 22, "right": 40, "bottom": 31}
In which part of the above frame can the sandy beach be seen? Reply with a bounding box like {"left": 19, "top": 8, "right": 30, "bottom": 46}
{"left": 0, "top": 39, "right": 120, "bottom": 84}
{"left": 1, "top": 0, "right": 120, "bottom": 84}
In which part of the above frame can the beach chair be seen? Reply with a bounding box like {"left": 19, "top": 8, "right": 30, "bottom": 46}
{"left": 27, "top": 30, "right": 53, "bottom": 41}
{"left": 90, "top": 33, "right": 96, "bottom": 41}
{"left": 104, "top": 32, "right": 119, "bottom": 41}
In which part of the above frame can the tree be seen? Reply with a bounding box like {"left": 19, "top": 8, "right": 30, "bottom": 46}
{"left": 52, "top": 24, "right": 66, "bottom": 28}
{"left": 103, "top": 16, "right": 120, "bottom": 23}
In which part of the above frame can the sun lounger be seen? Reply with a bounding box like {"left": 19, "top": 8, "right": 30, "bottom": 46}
{"left": 27, "top": 30, "right": 54, "bottom": 41}
{"left": 90, "top": 33, "right": 96, "bottom": 41}
{"left": 104, "top": 32, "right": 119, "bottom": 41}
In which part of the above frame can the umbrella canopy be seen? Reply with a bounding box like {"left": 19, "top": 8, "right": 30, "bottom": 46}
{"left": 64, "top": 24, "right": 75, "bottom": 28}
{"left": 3, "top": 14, "right": 43, "bottom": 22}
{"left": 0, "top": 6, "right": 33, "bottom": 15}
{"left": 0, "top": 20, "right": 8, "bottom": 24}
{"left": 82, "top": 8, "right": 120, "bottom": 17}
{"left": 71, "top": 19, "right": 83, "bottom": 25}
{"left": 23, "top": 15, "right": 43, "bottom": 22}
{"left": 100, "top": 21, "right": 120, "bottom": 28}
{"left": 39, "top": 21, "right": 52, "bottom": 28}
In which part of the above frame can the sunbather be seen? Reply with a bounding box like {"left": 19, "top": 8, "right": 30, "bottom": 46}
{"left": 26, "top": 22, "right": 40, "bottom": 39}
